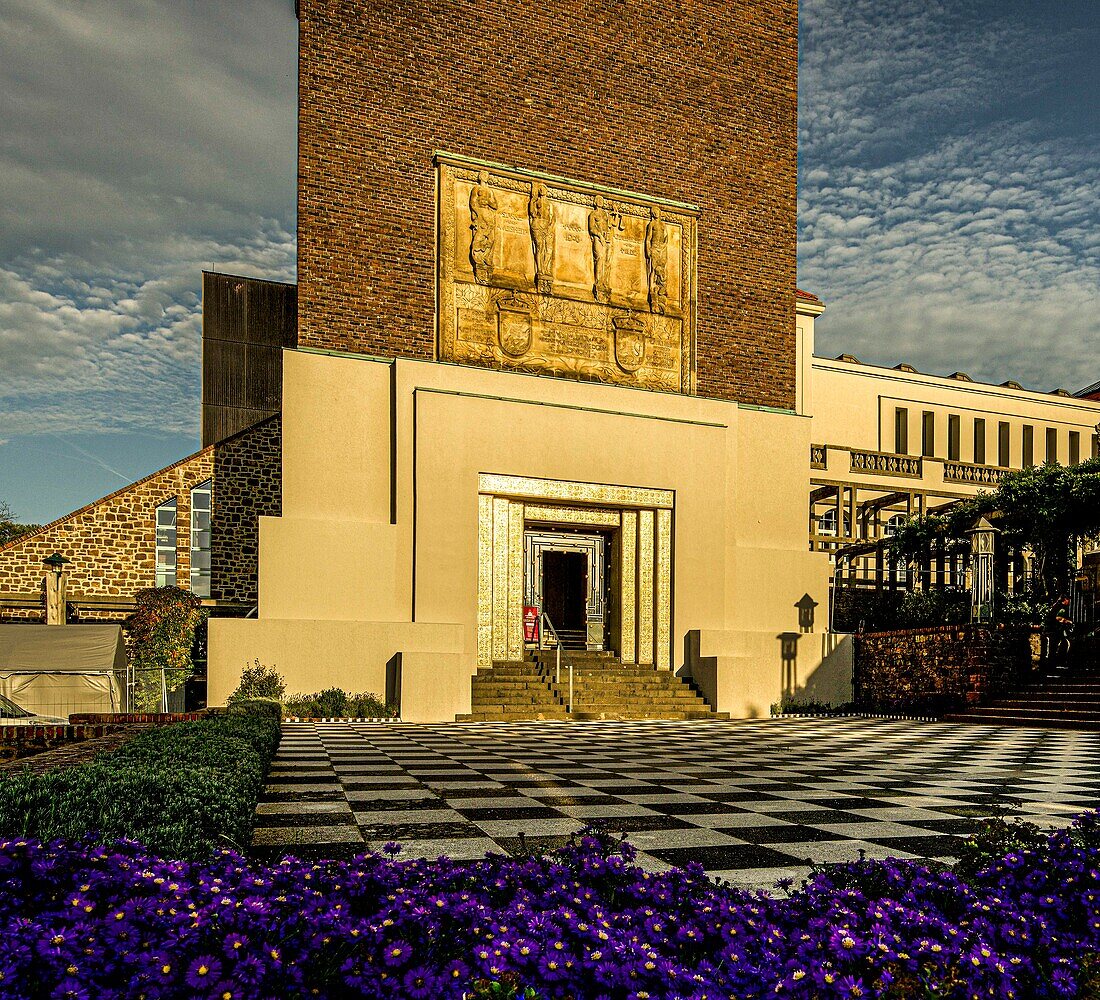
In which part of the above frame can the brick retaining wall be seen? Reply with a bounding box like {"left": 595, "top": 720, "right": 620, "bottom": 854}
{"left": 0, "top": 724, "right": 120, "bottom": 764}
{"left": 855, "top": 625, "right": 1034, "bottom": 715}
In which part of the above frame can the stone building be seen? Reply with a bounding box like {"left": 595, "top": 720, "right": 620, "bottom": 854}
{"left": 207, "top": 0, "right": 840, "bottom": 721}
{"left": 0, "top": 272, "right": 290, "bottom": 626}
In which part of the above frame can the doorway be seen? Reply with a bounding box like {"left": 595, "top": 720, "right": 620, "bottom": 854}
{"left": 542, "top": 550, "right": 589, "bottom": 646}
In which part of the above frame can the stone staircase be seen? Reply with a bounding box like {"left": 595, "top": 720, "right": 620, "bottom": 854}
{"left": 458, "top": 650, "right": 729, "bottom": 722}
{"left": 943, "top": 670, "right": 1100, "bottom": 730}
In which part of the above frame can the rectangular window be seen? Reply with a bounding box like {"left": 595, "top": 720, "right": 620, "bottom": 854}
{"left": 947, "top": 415, "right": 960, "bottom": 461}
{"left": 190, "top": 481, "right": 212, "bottom": 599}
{"left": 973, "top": 419, "right": 986, "bottom": 465}
{"left": 1022, "top": 425, "right": 1034, "bottom": 468}
{"left": 998, "top": 422, "right": 1010, "bottom": 468}
{"left": 1069, "top": 431, "right": 1080, "bottom": 465}
{"left": 155, "top": 499, "right": 177, "bottom": 589}
{"left": 1046, "top": 428, "right": 1058, "bottom": 464}
{"left": 921, "top": 411, "right": 935, "bottom": 457}
{"left": 894, "top": 407, "right": 908, "bottom": 454}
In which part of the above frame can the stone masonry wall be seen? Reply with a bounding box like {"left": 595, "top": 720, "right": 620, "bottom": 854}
{"left": 296, "top": 0, "right": 798, "bottom": 409}
{"left": 855, "top": 625, "right": 1034, "bottom": 715}
{"left": 0, "top": 451, "right": 215, "bottom": 608}
{"left": 0, "top": 418, "right": 281, "bottom": 620}
{"left": 211, "top": 416, "right": 282, "bottom": 605}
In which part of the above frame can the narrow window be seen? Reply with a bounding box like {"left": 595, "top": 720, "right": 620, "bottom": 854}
{"left": 973, "top": 419, "right": 986, "bottom": 465}
{"left": 1046, "top": 428, "right": 1058, "bottom": 464}
{"left": 998, "top": 422, "right": 1010, "bottom": 468}
{"left": 894, "top": 407, "right": 908, "bottom": 454}
{"left": 1022, "top": 425, "right": 1034, "bottom": 468}
{"left": 1069, "top": 431, "right": 1080, "bottom": 465}
{"left": 190, "top": 480, "right": 212, "bottom": 598}
{"left": 947, "top": 415, "right": 960, "bottom": 461}
{"left": 155, "top": 499, "right": 177, "bottom": 588}
{"left": 921, "top": 411, "right": 935, "bottom": 457}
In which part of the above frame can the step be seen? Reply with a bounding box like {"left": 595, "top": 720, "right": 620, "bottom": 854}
{"left": 943, "top": 712, "right": 1100, "bottom": 731}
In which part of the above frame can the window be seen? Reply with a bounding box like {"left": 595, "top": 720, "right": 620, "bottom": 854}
{"left": 894, "top": 407, "right": 909, "bottom": 454}
{"left": 883, "top": 513, "right": 907, "bottom": 585}
{"left": 973, "top": 419, "right": 986, "bottom": 465}
{"left": 947, "top": 415, "right": 960, "bottom": 461}
{"left": 998, "top": 422, "right": 1010, "bottom": 468}
{"left": 921, "top": 411, "right": 935, "bottom": 458}
{"left": 1069, "top": 431, "right": 1080, "bottom": 465}
{"left": 190, "top": 480, "right": 212, "bottom": 598}
{"left": 1046, "top": 428, "right": 1058, "bottom": 464}
{"left": 1022, "top": 425, "right": 1034, "bottom": 468}
{"left": 155, "top": 499, "right": 177, "bottom": 588}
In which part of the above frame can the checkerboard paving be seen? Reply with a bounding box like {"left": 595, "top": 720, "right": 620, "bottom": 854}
{"left": 252, "top": 718, "right": 1100, "bottom": 890}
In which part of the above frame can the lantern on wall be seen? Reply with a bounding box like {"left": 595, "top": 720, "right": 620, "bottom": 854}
{"left": 966, "top": 516, "right": 998, "bottom": 623}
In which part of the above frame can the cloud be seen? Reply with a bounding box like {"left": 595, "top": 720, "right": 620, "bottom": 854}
{"left": 0, "top": 0, "right": 297, "bottom": 440}
{"left": 798, "top": 0, "right": 1100, "bottom": 391}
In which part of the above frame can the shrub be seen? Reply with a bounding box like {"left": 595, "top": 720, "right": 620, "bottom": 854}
{"left": 0, "top": 709, "right": 280, "bottom": 859}
{"left": 284, "top": 688, "right": 396, "bottom": 718}
{"left": 0, "top": 813, "right": 1097, "bottom": 999}
{"left": 124, "top": 587, "right": 207, "bottom": 711}
{"left": 226, "top": 659, "right": 285, "bottom": 705}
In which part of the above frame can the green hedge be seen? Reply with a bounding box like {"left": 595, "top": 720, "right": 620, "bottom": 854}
{"left": 0, "top": 711, "right": 280, "bottom": 859}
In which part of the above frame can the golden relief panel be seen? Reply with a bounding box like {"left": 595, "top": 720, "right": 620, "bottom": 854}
{"left": 436, "top": 153, "right": 698, "bottom": 394}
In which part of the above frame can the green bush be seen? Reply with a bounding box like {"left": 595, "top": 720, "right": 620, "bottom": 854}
{"left": 226, "top": 659, "right": 286, "bottom": 704}
{"left": 0, "top": 709, "right": 280, "bottom": 859}
{"left": 226, "top": 698, "right": 284, "bottom": 721}
{"left": 124, "top": 587, "right": 207, "bottom": 711}
{"left": 283, "top": 688, "right": 396, "bottom": 718}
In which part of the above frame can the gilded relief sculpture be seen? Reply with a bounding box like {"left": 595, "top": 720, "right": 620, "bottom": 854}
{"left": 469, "top": 171, "right": 498, "bottom": 285}
{"left": 528, "top": 182, "right": 555, "bottom": 294}
{"left": 436, "top": 153, "right": 697, "bottom": 394}
{"left": 645, "top": 205, "right": 669, "bottom": 314}
{"left": 587, "top": 194, "right": 617, "bottom": 304}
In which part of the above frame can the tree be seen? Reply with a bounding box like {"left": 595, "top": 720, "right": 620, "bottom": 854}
{"left": 0, "top": 500, "right": 43, "bottom": 547}
{"left": 889, "top": 459, "right": 1100, "bottom": 604}
{"left": 124, "top": 587, "right": 207, "bottom": 711}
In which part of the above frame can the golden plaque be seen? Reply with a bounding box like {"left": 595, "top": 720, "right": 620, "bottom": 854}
{"left": 435, "top": 153, "right": 698, "bottom": 393}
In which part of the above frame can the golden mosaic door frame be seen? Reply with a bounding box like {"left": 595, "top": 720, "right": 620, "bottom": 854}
{"left": 477, "top": 474, "right": 672, "bottom": 668}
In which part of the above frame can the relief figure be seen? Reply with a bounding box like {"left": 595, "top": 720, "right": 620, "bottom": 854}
{"left": 588, "top": 194, "right": 620, "bottom": 304}
{"left": 528, "top": 182, "right": 556, "bottom": 294}
{"left": 645, "top": 205, "right": 669, "bottom": 314}
{"left": 469, "top": 171, "right": 498, "bottom": 284}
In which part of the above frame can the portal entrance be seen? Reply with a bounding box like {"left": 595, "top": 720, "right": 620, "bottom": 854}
{"left": 541, "top": 550, "right": 588, "bottom": 647}
{"left": 524, "top": 530, "right": 608, "bottom": 650}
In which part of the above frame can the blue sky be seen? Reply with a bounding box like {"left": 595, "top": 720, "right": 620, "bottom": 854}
{"left": 0, "top": 0, "right": 1097, "bottom": 525}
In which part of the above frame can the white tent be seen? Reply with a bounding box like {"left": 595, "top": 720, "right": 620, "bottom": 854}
{"left": 0, "top": 625, "right": 125, "bottom": 718}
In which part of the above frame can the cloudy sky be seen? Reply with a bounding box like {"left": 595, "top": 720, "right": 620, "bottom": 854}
{"left": 1, "top": 0, "right": 1097, "bottom": 524}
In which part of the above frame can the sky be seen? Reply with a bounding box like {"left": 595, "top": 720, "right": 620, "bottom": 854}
{"left": 0, "top": 0, "right": 1097, "bottom": 525}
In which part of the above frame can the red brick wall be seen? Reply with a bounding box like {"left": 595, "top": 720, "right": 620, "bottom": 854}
{"left": 296, "top": 0, "right": 797, "bottom": 409}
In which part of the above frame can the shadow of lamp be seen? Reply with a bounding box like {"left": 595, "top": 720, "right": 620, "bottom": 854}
{"left": 795, "top": 593, "right": 818, "bottom": 634}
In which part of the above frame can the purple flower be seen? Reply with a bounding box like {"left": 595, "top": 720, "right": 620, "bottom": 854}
{"left": 185, "top": 955, "right": 222, "bottom": 988}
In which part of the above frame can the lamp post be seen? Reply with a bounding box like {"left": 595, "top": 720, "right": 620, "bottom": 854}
{"left": 966, "top": 517, "right": 998, "bottom": 624}
{"left": 42, "top": 552, "right": 71, "bottom": 625}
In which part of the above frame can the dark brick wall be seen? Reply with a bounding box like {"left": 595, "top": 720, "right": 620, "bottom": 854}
{"left": 211, "top": 416, "right": 282, "bottom": 605}
{"left": 296, "top": 0, "right": 797, "bottom": 408}
{"left": 855, "top": 625, "right": 1034, "bottom": 714}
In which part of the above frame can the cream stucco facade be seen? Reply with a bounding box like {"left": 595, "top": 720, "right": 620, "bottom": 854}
{"left": 798, "top": 297, "right": 1100, "bottom": 595}
{"left": 208, "top": 348, "right": 845, "bottom": 720}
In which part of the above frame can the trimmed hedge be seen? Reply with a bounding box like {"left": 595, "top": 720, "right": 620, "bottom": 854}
{"left": 0, "top": 711, "right": 280, "bottom": 859}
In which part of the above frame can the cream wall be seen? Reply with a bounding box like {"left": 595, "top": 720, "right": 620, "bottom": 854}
{"left": 811, "top": 358, "right": 1100, "bottom": 467}
{"left": 209, "top": 350, "right": 836, "bottom": 720}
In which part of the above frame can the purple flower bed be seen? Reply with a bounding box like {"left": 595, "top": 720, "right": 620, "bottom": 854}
{"left": 1, "top": 816, "right": 1098, "bottom": 999}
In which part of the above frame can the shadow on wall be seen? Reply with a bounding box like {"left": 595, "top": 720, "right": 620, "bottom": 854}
{"left": 779, "top": 631, "right": 854, "bottom": 708}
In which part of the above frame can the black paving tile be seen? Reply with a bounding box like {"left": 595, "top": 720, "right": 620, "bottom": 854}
{"left": 648, "top": 845, "right": 802, "bottom": 870}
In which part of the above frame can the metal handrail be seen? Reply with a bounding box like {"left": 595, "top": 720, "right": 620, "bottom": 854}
{"left": 539, "top": 611, "right": 573, "bottom": 713}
